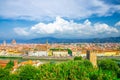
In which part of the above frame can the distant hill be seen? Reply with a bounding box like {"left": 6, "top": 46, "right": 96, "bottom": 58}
{"left": 0, "top": 37, "right": 119, "bottom": 44}
{"left": 26, "top": 36, "right": 120, "bottom": 43}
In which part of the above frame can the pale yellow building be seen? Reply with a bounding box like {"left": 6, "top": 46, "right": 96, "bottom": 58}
{"left": 104, "top": 51, "right": 117, "bottom": 56}
{"left": 52, "top": 51, "right": 68, "bottom": 57}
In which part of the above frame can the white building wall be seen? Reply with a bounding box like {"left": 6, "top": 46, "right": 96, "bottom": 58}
{"left": 28, "top": 51, "right": 48, "bottom": 56}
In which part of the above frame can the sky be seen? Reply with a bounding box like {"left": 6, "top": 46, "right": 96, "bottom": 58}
{"left": 0, "top": 0, "right": 120, "bottom": 39}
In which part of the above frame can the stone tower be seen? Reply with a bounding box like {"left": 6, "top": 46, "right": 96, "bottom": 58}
{"left": 46, "top": 39, "right": 49, "bottom": 51}
{"left": 86, "top": 50, "right": 97, "bottom": 67}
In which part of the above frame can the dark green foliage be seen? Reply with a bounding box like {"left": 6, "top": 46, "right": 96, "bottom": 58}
{"left": 18, "top": 64, "right": 40, "bottom": 80}
{"left": 0, "top": 56, "right": 22, "bottom": 59}
{"left": 98, "top": 59, "right": 119, "bottom": 72}
{"left": 0, "top": 59, "right": 120, "bottom": 80}
{"left": 98, "top": 59, "right": 120, "bottom": 79}
{"left": 67, "top": 49, "right": 72, "bottom": 56}
{"left": 83, "top": 60, "right": 93, "bottom": 68}
{"left": 9, "top": 74, "right": 20, "bottom": 80}
{"left": 112, "top": 59, "right": 120, "bottom": 67}
{"left": 37, "top": 60, "right": 93, "bottom": 80}
{"left": 5, "top": 60, "right": 14, "bottom": 70}
{"left": 0, "top": 67, "right": 10, "bottom": 80}
{"left": 117, "top": 68, "right": 120, "bottom": 78}
{"left": 74, "top": 56, "right": 82, "bottom": 60}
{"left": 50, "top": 60, "right": 56, "bottom": 64}
{"left": 89, "top": 69, "right": 117, "bottom": 80}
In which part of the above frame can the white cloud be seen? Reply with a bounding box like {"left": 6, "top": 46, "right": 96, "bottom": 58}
{"left": 115, "top": 21, "right": 120, "bottom": 36}
{"left": 115, "top": 21, "right": 120, "bottom": 27}
{"left": 0, "top": 0, "right": 120, "bottom": 20}
{"left": 14, "top": 16, "right": 119, "bottom": 38}
{"left": 14, "top": 27, "right": 29, "bottom": 36}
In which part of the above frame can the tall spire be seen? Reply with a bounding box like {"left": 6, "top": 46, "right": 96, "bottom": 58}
{"left": 46, "top": 39, "right": 48, "bottom": 45}
{"left": 46, "top": 39, "right": 49, "bottom": 51}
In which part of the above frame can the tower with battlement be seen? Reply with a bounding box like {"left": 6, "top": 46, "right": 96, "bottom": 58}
{"left": 86, "top": 50, "right": 97, "bottom": 67}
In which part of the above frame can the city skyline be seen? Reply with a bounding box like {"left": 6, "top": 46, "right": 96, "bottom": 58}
{"left": 0, "top": 0, "right": 120, "bottom": 39}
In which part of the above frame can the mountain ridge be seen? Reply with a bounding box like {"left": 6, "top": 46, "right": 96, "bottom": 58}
{"left": 0, "top": 37, "right": 120, "bottom": 43}
{"left": 26, "top": 36, "right": 120, "bottom": 43}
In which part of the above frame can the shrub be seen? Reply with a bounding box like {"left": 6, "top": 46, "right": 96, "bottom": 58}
{"left": 18, "top": 64, "right": 40, "bottom": 80}
{"left": 117, "top": 68, "right": 120, "bottom": 78}
{"left": 98, "top": 59, "right": 119, "bottom": 72}
{"left": 9, "top": 74, "right": 19, "bottom": 80}
{"left": 0, "top": 59, "right": 120, "bottom": 80}
{"left": 68, "top": 49, "right": 72, "bottom": 56}
{"left": 0, "top": 67, "right": 10, "bottom": 80}
{"left": 5, "top": 60, "right": 14, "bottom": 70}
{"left": 89, "top": 69, "right": 118, "bottom": 80}
{"left": 74, "top": 56, "right": 82, "bottom": 60}
{"left": 83, "top": 60, "right": 93, "bottom": 68}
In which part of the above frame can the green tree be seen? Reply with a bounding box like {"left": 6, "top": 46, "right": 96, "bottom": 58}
{"left": 0, "top": 59, "right": 120, "bottom": 80}
{"left": 9, "top": 74, "right": 20, "bottom": 80}
{"left": 18, "top": 64, "right": 40, "bottom": 80}
{"left": 0, "top": 67, "right": 10, "bottom": 80}
{"left": 67, "top": 49, "right": 72, "bottom": 56}
{"left": 117, "top": 68, "right": 120, "bottom": 78}
{"left": 98, "top": 59, "right": 119, "bottom": 72}
{"left": 5, "top": 60, "right": 14, "bottom": 70}
{"left": 74, "top": 56, "right": 82, "bottom": 60}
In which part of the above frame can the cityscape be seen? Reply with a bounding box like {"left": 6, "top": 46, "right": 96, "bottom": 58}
{"left": 0, "top": 39, "right": 120, "bottom": 57}
{"left": 0, "top": 0, "right": 120, "bottom": 80}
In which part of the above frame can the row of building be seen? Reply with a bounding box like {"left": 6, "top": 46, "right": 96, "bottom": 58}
{"left": 0, "top": 40, "right": 120, "bottom": 57}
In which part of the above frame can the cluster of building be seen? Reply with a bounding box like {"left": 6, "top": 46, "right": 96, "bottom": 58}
{"left": 0, "top": 59, "right": 43, "bottom": 73}
{"left": 0, "top": 40, "right": 120, "bottom": 57}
